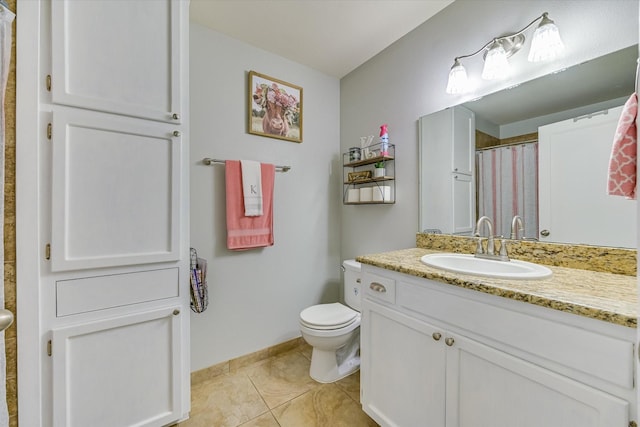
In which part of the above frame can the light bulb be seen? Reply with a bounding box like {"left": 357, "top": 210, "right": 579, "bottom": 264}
{"left": 482, "top": 41, "right": 509, "bottom": 80}
{"left": 528, "top": 13, "right": 564, "bottom": 62}
{"left": 446, "top": 59, "right": 470, "bottom": 94}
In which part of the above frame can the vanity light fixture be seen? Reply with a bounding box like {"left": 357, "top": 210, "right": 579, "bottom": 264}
{"left": 446, "top": 12, "right": 564, "bottom": 94}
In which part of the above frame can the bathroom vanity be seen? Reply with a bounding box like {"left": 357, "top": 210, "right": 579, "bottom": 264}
{"left": 357, "top": 248, "right": 637, "bottom": 427}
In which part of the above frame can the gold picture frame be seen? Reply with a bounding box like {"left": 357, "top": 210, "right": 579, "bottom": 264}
{"left": 249, "top": 71, "right": 303, "bottom": 143}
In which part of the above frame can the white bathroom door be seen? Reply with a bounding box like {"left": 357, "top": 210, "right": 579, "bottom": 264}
{"left": 538, "top": 106, "right": 637, "bottom": 248}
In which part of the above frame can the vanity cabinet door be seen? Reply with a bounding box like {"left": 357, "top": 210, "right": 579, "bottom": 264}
{"left": 446, "top": 334, "right": 629, "bottom": 427}
{"left": 361, "top": 299, "right": 447, "bottom": 427}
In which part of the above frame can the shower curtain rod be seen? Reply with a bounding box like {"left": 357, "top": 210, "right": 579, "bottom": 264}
{"left": 202, "top": 157, "right": 291, "bottom": 172}
{"left": 476, "top": 139, "right": 538, "bottom": 152}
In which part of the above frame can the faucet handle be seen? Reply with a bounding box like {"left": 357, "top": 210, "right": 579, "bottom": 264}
{"left": 474, "top": 233, "right": 484, "bottom": 255}
{"left": 498, "top": 237, "right": 509, "bottom": 260}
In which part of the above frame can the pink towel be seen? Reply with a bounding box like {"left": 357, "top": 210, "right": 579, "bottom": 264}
{"left": 225, "top": 160, "right": 275, "bottom": 250}
{"left": 608, "top": 93, "right": 638, "bottom": 199}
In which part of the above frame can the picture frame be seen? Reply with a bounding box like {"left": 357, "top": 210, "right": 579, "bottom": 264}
{"left": 249, "top": 71, "right": 303, "bottom": 143}
{"left": 347, "top": 171, "right": 372, "bottom": 182}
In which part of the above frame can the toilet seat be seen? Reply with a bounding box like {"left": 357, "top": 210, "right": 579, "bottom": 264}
{"left": 300, "top": 303, "right": 359, "bottom": 330}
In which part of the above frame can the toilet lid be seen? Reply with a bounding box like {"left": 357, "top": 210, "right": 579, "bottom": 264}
{"left": 300, "top": 303, "right": 359, "bottom": 330}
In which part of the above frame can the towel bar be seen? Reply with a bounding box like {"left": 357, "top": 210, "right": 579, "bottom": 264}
{"left": 203, "top": 158, "right": 291, "bottom": 172}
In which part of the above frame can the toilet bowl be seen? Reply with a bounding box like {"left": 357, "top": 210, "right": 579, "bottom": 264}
{"left": 299, "top": 260, "right": 362, "bottom": 383}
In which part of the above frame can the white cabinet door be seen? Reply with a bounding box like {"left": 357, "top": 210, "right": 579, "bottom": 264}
{"left": 452, "top": 173, "right": 474, "bottom": 234}
{"left": 51, "top": 0, "right": 184, "bottom": 123}
{"left": 538, "top": 106, "right": 636, "bottom": 248}
{"left": 446, "top": 334, "right": 629, "bottom": 427}
{"left": 452, "top": 106, "right": 475, "bottom": 176}
{"left": 51, "top": 307, "right": 185, "bottom": 427}
{"left": 361, "top": 299, "right": 446, "bottom": 427}
{"left": 51, "top": 107, "right": 182, "bottom": 271}
{"left": 419, "top": 106, "right": 475, "bottom": 234}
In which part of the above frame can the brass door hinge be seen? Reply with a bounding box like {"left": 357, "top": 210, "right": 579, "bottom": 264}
{"left": 45, "top": 243, "right": 50, "bottom": 260}
{"left": 47, "top": 123, "right": 52, "bottom": 140}
{"left": 47, "top": 340, "right": 52, "bottom": 357}
{"left": 46, "top": 74, "right": 51, "bottom": 92}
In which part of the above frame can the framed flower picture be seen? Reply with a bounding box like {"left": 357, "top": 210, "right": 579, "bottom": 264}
{"left": 249, "top": 71, "right": 303, "bottom": 143}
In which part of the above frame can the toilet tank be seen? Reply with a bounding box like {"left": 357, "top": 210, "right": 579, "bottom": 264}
{"left": 342, "top": 259, "right": 362, "bottom": 312}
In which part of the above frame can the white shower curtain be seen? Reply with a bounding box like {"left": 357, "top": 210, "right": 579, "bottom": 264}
{"left": 0, "top": 4, "right": 14, "bottom": 427}
{"left": 476, "top": 143, "right": 539, "bottom": 240}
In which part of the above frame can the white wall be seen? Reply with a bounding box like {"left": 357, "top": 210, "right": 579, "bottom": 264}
{"left": 340, "top": 0, "right": 638, "bottom": 259}
{"left": 189, "top": 24, "right": 341, "bottom": 371}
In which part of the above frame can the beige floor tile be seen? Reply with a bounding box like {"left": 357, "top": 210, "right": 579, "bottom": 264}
{"left": 237, "top": 412, "right": 280, "bottom": 427}
{"left": 180, "top": 371, "right": 269, "bottom": 427}
{"left": 335, "top": 370, "right": 361, "bottom": 403}
{"left": 272, "top": 383, "right": 378, "bottom": 427}
{"left": 244, "top": 350, "right": 320, "bottom": 409}
{"left": 299, "top": 343, "right": 313, "bottom": 361}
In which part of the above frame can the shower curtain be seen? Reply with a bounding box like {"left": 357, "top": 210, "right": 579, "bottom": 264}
{"left": 476, "top": 143, "right": 539, "bottom": 240}
{"left": 0, "top": 4, "right": 14, "bottom": 427}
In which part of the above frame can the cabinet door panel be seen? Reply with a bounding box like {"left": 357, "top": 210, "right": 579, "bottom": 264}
{"left": 51, "top": 108, "right": 181, "bottom": 271}
{"left": 447, "top": 335, "right": 629, "bottom": 427}
{"left": 52, "top": 307, "right": 184, "bottom": 427}
{"left": 51, "top": 0, "right": 182, "bottom": 122}
{"left": 452, "top": 173, "right": 474, "bottom": 234}
{"left": 361, "top": 300, "right": 446, "bottom": 427}
{"left": 451, "top": 106, "right": 475, "bottom": 175}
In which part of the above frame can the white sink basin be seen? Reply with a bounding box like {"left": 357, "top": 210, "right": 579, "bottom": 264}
{"left": 420, "top": 253, "right": 552, "bottom": 280}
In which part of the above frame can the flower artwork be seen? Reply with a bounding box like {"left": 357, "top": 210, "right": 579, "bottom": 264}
{"left": 249, "top": 71, "right": 303, "bottom": 143}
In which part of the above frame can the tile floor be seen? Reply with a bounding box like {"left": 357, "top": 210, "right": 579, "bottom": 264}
{"left": 178, "top": 345, "right": 378, "bottom": 427}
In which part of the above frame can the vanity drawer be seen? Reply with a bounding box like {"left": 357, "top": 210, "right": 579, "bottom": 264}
{"left": 363, "top": 271, "right": 396, "bottom": 305}
{"left": 398, "top": 280, "right": 634, "bottom": 390}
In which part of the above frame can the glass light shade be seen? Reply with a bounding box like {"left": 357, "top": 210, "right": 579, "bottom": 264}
{"left": 482, "top": 42, "right": 509, "bottom": 80}
{"left": 528, "top": 17, "right": 564, "bottom": 62}
{"left": 446, "top": 60, "right": 470, "bottom": 94}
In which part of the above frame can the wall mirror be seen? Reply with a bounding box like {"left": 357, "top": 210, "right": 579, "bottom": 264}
{"left": 419, "top": 44, "right": 638, "bottom": 249}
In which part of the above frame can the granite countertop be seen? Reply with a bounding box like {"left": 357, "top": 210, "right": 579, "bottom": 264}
{"left": 356, "top": 248, "right": 637, "bottom": 328}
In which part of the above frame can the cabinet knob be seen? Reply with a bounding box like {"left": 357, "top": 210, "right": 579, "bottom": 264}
{"left": 171, "top": 113, "right": 181, "bottom": 120}
{"left": 432, "top": 332, "right": 442, "bottom": 341}
{"left": 540, "top": 229, "right": 550, "bottom": 237}
{"left": 173, "top": 309, "right": 180, "bottom": 316}
{"left": 173, "top": 130, "right": 181, "bottom": 137}
{"left": 369, "top": 282, "right": 387, "bottom": 293}
{"left": 445, "top": 337, "right": 455, "bottom": 346}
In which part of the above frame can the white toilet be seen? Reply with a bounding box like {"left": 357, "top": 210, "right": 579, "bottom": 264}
{"left": 299, "top": 259, "right": 362, "bottom": 383}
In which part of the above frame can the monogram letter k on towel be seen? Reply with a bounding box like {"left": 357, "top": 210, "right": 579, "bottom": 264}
{"left": 225, "top": 160, "right": 275, "bottom": 250}
{"left": 240, "top": 160, "right": 263, "bottom": 216}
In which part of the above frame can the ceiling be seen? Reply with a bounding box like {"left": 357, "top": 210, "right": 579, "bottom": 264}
{"left": 189, "top": 0, "right": 454, "bottom": 78}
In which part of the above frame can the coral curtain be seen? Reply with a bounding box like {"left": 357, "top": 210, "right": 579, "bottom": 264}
{"left": 476, "top": 143, "right": 539, "bottom": 239}
{"left": 0, "top": 5, "right": 14, "bottom": 426}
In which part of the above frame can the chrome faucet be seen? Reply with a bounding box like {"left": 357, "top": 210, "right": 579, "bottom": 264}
{"left": 474, "top": 216, "right": 510, "bottom": 261}
{"left": 510, "top": 215, "right": 524, "bottom": 240}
